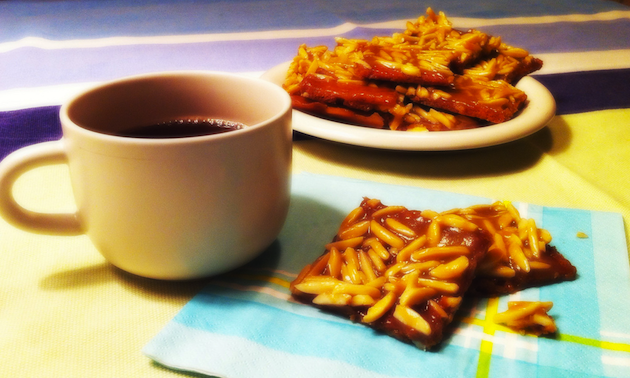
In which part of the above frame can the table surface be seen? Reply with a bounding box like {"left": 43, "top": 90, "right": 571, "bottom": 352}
{"left": 1, "top": 1, "right": 629, "bottom": 377}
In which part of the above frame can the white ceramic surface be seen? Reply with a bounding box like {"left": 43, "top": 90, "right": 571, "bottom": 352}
{"left": 261, "top": 61, "right": 556, "bottom": 151}
{"left": 0, "top": 72, "right": 293, "bottom": 280}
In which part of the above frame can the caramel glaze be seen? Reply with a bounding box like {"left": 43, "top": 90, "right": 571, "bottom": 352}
{"left": 297, "top": 74, "right": 398, "bottom": 112}
{"left": 358, "top": 56, "right": 454, "bottom": 86}
{"left": 291, "top": 95, "right": 386, "bottom": 128}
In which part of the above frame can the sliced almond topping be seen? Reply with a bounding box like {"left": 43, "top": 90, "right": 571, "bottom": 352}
{"left": 338, "top": 220, "right": 370, "bottom": 240}
{"left": 372, "top": 205, "right": 407, "bottom": 219}
{"left": 367, "top": 249, "right": 387, "bottom": 272}
{"left": 417, "top": 278, "right": 459, "bottom": 294}
{"left": 396, "top": 235, "right": 427, "bottom": 262}
{"left": 340, "top": 206, "right": 365, "bottom": 230}
{"left": 351, "top": 294, "right": 376, "bottom": 307}
{"left": 326, "top": 237, "right": 364, "bottom": 251}
{"left": 294, "top": 277, "right": 342, "bottom": 294}
{"left": 412, "top": 246, "right": 469, "bottom": 261}
{"left": 371, "top": 220, "right": 406, "bottom": 248}
{"left": 508, "top": 241, "right": 530, "bottom": 273}
{"left": 332, "top": 281, "right": 382, "bottom": 298}
{"left": 438, "top": 214, "right": 479, "bottom": 231}
{"left": 428, "top": 299, "right": 448, "bottom": 318}
{"left": 399, "top": 287, "right": 438, "bottom": 307}
{"left": 313, "top": 293, "right": 352, "bottom": 306}
{"left": 393, "top": 305, "right": 432, "bottom": 335}
{"left": 429, "top": 256, "right": 470, "bottom": 279}
{"left": 359, "top": 251, "right": 378, "bottom": 282}
{"left": 400, "top": 260, "right": 441, "bottom": 274}
{"left": 363, "top": 291, "right": 397, "bottom": 323}
{"left": 327, "top": 247, "right": 343, "bottom": 279}
{"left": 364, "top": 238, "right": 391, "bottom": 260}
{"left": 385, "top": 217, "right": 417, "bottom": 238}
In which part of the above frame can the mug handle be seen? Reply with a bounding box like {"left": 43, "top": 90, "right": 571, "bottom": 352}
{"left": 0, "top": 140, "right": 82, "bottom": 235}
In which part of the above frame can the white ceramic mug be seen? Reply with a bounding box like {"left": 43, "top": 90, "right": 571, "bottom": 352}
{"left": 0, "top": 72, "right": 292, "bottom": 280}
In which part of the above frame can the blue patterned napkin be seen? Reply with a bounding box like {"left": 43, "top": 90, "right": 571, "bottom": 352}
{"left": 144, "top": 173, "right": 630, "bottom": 378}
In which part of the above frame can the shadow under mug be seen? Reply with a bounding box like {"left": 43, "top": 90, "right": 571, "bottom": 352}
{"left": 0, "top": 71, "right": 293, "bottom": 280}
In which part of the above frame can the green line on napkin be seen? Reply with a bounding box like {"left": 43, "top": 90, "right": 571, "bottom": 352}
{"left": 558, "top": 334, "right": 630, "bottom": 353}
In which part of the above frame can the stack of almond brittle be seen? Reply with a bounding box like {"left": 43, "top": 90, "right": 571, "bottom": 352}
{"left": 290, "top": 198, "right": 576, "bottom": 350}
{"left": 283, "top": 8, "right": 543, "bottom": 131}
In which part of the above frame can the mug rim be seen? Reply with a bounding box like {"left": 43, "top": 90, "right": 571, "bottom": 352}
{"left": 58, "top": 70, "right": 292, "bottom": 145}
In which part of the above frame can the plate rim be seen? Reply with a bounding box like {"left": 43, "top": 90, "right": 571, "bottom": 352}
{"left": 261, "top": 61, "right": 556, "bottom": 151}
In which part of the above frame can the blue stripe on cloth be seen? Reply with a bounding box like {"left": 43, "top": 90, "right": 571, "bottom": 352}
{"left": 473, "top": 19, "right": 630, "bottom": 54}
{"left": 0, "top": 0, "right": 342, "bottom": 42}
{"left": 0, "top": 69, "right": 628, "bottom": 157}
{"left": 0, "top": 38, "right": 318, "bottom": 90}
{"left": 0, "top": 0, "right": 627, "bottom": 42}
{"left": 534, "top": 69, "right": 630, "bottom": 115}
{"left": 325, "top": 0, "right": 627, "bottom": 22}
{"left": 0, "top": 106, "right": 61, "bottom": 160}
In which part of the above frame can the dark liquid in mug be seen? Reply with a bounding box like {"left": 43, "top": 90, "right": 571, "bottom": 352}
{"left": 116, "top": 118, "right": 245, "bottom": 138}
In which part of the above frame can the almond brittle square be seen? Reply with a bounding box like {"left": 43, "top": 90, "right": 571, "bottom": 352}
{"left": 290, "top": 198, "right": 491, "bottom": 349}
{"left": 290, "top": 198, "right": 577, "bottom": 349}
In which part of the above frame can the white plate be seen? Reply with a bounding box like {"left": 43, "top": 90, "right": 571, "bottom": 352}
{"left": 261, "top": 61, "right": 556, "bottom": 151}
